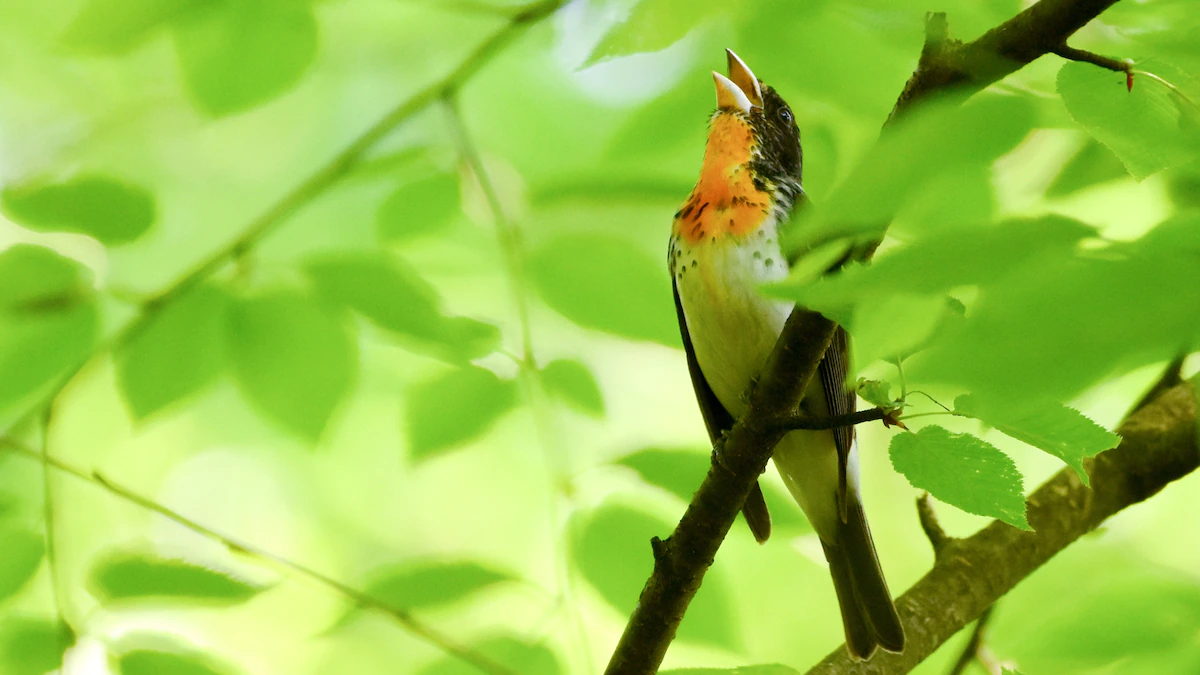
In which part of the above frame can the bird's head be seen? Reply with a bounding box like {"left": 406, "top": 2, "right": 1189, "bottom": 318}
{"left": 675, "top": 50, "right": 803, "bottom": 244}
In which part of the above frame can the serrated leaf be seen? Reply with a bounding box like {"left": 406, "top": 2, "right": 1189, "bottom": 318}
{"left": 88, "top": 552, "right": 263, "bottom": 604}
{"left": 541, "top": 359, "right": 604, "bottom": 416}
{"left": 1058, "top": 61, "right": 1200, "bottom": 180}
{"left": 117, "top": 644, "right": 237, "bottom": 675}
{"left": 361, "top": 560, "right": 514, "bottom": 614}
{"left": 571, "top": 503, "right": 740, "bottom": 650}
{"left": 63, "top": 0, "right": 200, "bottom": 54}
{"left": 0, "top": 528, "right": 45, "bottom": 603}
{"left": 305, "top": 252, "right": 498, "bottom": 362}
{"left": 1, "top": 175, "right": 155, "bottom": 245}
{"left": 116, "top": 284, "right": 228, "bottom": 419}
{"left": 889, "top": 426, "right": 1029, "bottom": 529}
{"left": 418, "top": 635, "right": 561, "bottom": 675}
{"left": 662, "top": 666, "right": 801, "bottom": 675}
{"left": 226, "top": 290, "right": 356, "bottom": 442}
{"left": 585, "top": 0, "right": 724, "bottom": 66}
{"left": 856, "top": 379, "right": 894, "bottom": 409}
{"left": 377, "top": 173, "right": 461, "bottom": 242}
{"left": 954, "top": 395, "right": 1120, "bottom": 486}
{"left": 0, "top": 244, "right": 89, "bottom": 312}
{"left": 406, "top": 366, "right": 518, "bottom": 461}
{"left": 171, "top": 0, "right": 318, "bottom": 116}
{"left": 527, "top": 233, "right": 678, "bottom": 347}
{"left": 0, "top": 617, "right": 74, "bottom": 675}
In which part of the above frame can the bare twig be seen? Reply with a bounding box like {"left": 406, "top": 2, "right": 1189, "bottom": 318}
{"left": 946, "top": 606, "right": 996, "bottom": 675}
{"left": 1052, "top": 44, "right": 1133, "bottom": 74}
{"left": 916, "top": 493, "right": 954, "bottom": 557}
{"left": 771, "top": 408, "right": 889, "bottom": 433}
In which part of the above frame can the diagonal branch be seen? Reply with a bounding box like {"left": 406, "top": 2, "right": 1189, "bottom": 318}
{"left": 605, "top": 0, "right": 1134, "bottom": 672}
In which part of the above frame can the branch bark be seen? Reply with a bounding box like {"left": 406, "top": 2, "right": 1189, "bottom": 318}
{"left": 807, "top": 382, "right": 1197, "bottom": 674}
{"left": 605, "top": 0, "right": 1138, "bottom": 672}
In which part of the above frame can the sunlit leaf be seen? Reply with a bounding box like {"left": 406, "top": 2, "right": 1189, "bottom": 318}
{"left": 117, "top": 644, "right": 238, "bottom": 675}
{"left": 541, "top": 358, "right": 604, "bottom": 416}
{"left": 889, "top": 426, "right": 1029, "bottom": 529}
{"left": 571, "top": 502, "right": 741, "bottom": 650}
{"left": 1, "top": 175, "right": 155, "bottom": 245}
{"left": 0, "top": 617, "right": 74, "bottom": 675}
{"left": 856, "top": 379, "right": 895, "bottom": 409}
{"left": 116, "top": 284, "right": 229, "bottom": 419}
{"left": 662, "top": 666, "right": 801, "bottom": 675}
{"left": 0, "top": 528, "right": 44, "bottom": 603}
{"left": 0, "top": 244, "right": 89, "bottom": 311}
{"left": 585, "top": 0, "right": 725, "bottom": 66}
{"left": 226, "top": 290, "right": 357, "bottom": 442}
{"left": 849, "top": 293, "right": 947, "bottom": 369}
{"left": 0, "top": 304, "right": 98, "bottom": 413}
{"left": 406, "top": 366, "right": 518, "bottom": 461}
{"left": 527, "top": 233, "right": 678, "bottom": 347}
{"left": 1058, "top": 61, "right": 1200, "bottom": 180}
{"left": 1047, "top": 137, "right": 1130, "bottom": 197}
{"left": 171, "top": 0, "right": 318, "bottom": 116}
{"left": 419, "top": 635, "right": 561, "bottom": 675}
{"left": 377, "top": 173, "right": 461, "bottom": 243}
{"left": 63, "top": 0, "right": 199, "bottom": 54}
{"left": 361, "top": 560, "right": 514, "bottom": 612}
{"left": 89, "top": 552, "right": 264, "bottom": 604}
{"left": 954, "top": 394, "right": 1121, "bottom": 485}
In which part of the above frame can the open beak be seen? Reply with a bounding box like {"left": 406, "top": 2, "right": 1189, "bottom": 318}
{"left": 725, "top": 49, "right": 763, "bottom": 108}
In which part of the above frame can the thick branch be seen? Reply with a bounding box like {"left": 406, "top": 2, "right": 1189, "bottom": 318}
{"left": 806, "top": 383, "right": 1198, "bottom": 674}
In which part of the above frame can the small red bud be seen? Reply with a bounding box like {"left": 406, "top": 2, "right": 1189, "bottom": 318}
{"left": 1127, "top": 71, "right": 1134, "bottom": 92}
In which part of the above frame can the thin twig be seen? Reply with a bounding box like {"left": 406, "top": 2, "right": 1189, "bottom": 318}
{"left": 39, "top": 408, "right": 73, "bottom": 634}
{"left": 947, "top": 606, "right": 996, "bottom": 675}
{"left": 1052, "top": 44, "right": 1133, "bottom": 74}
{"left": 771, "top": 408, "right": 888, "bottom": 432}
{"left": 916, "top": 493, "right": 953, "bottom": 557}
{"left": 0, "top": 436, "right": 514, "bottom": 675}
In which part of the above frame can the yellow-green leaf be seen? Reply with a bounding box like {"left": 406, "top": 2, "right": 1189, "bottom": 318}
{"left": 2, "top": 175, "right": 155, "bottom": 245}
{"left": 406, "top": 366, "right": 518, "bottom": 461}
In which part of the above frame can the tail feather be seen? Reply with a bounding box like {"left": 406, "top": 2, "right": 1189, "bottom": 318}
{"left": 742, "top": 481, "right": 771, "bottom": 543}
{"left": 823, "top": 498, "right": 904, "bottom": 659}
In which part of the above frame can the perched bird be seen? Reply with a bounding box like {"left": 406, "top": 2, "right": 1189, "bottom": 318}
{"left": 668, "top": 49, "right": 904, "bottom": 659}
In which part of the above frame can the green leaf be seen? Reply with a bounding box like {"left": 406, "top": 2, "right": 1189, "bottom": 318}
{"left": 572, "top": 503, "right": 740, "bottom": 650}
{"left": 527, "top": 233, "right": 678, "bottom": 347}
{"left": 849, "top": 293, "right": 947, "bottom": 369}
{"left": 117, "top": 645, "right": 237, "bottom": 675}
{"left": 585, "top": 0, "right": 725, "bottom": 66}
{"left": 0, "top": 244, "right": 89, "bottom": 312}
{"left": 305, "top": 252, "right": 498, "bottom": 362}
{"left": 418, "top": 635, "right": 561, "bottom": 675}
{"left": 856, "top": 379, "right": 895, "bottom": 409}
{"left": 116, "top": 284, "right": 228, "bottom": 419}
{"left": 361, "top": 560, "right": 514, "bottom": 613}
{"left": 63, "top": 0, "right": 200, "bottom": 54}
{"left": 171, "top": 0, "right": 318, "bottom": 116}
{"left": 1058, "top": 61, "right": 1200, "bottom": 180}
{"left": 226, "top": 290, "right": 356, "bottom": 442}
{"left": 662, "top": 667, "right": 801, "bottom": 675}
{"left": 889, "top": 426, "right": 1029, "bottom": 529}
{"left": 0, "top": 303, "right": 97, "bottom": 413}
{"left": 1002, "top": 670, "right": 1026, "bottom": 675}
{"left": 406, "top": 366, "right": 518, "bottom": 461}
{"left": 0, "top": 618, "right": 74, "bottom": 675}
{"left": 0, "top": 528, "right": 45, "bottom": 603}
{"left": 954, "top": 395, "right": 1121, "bottom": 486}
{"left": 1047, "top": 137, "right": 1130, "bottom": 197}
{"left": 541, "top": 359, "right": 604, "bottom": 416}
{"left": 377, "top": 173, "right": 461, "bottom": 242}
{"left": 88, "top": 552, "right": 264, "bottom": 604}
{"left": 1, "top": 175, "right": 155, "bottom": 245}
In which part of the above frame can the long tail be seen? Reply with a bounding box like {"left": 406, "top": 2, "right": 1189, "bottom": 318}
{"left": 820, "top": 496, "right": 904, "bottom": 660}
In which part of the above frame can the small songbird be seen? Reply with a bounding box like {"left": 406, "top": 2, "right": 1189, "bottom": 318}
{"left": 669, "top": 50, "right": 904, "bottom": 659}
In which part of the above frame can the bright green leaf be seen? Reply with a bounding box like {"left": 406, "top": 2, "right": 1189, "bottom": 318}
{"left": 226, "top": 290, "right": 357, "bottom": 442}
{"left": 527, "top": 233, "right": 678, "bottom": 347}
{"left": 0, "top": 304, "right": 98, "bottom": 413}
{"left": 541, "top": 359, "right": 604, "bottom": 416}
{"left": 63, "top": 0, "right": 200, "bottom": 54}
{"left": 116, "top": 284, "right": 228, "bottom": 419}
{"left": 1, "top": 175, "right": 155, "bottom": 245}
{"left": 889, "top": 426, "right": 1029, "bottom": 529}
{"left": 0, "top": 528, "right": 44, "bottom": 603}
{"left": 955, "top": 395, "right": 1121, "bottom": 485}
{"left": 572, "top": 503, "right": 741, "bottom": 650}
{"left": 377, "top": 173, "right": 461, "bottom": 242}
{"left": 117, "top": 645, "right": 237, "bottom": 675}
{"left": 361, "top": 560, "right": 514, "bottom": 613}
{"left": 406, "top": 366, "right": 518, "bottom": 461}
{"left": 856, "top": 379, "right": 895, "bottom": 409}
{"left": 0, "top": 618, "right": 74, "bottom": 675}
{"left": 418, "top": 635, "right": 561, "bottom": 675}
{"left": 849, "top": 293, "right": 947, "bottom": 369}
{"left": 88, "top": 552, "right": 264, "bottom": 604}
{"left": 585, "top": 0, "right": 724, "bottom": 66}
{"left": 1058, "top": 61, "right": 1200, "bottom": 180}
{"left": 171, "top": 0, "right": 318, "bottom": 116}
{"left": 0, "top": 244, "right": 89, "bottom": 312}
{"left": 662, "top": 666, "right": 801, "bottom": 675}
{"left": 1047, "top": 137, "right": 1130, "bottom": 197}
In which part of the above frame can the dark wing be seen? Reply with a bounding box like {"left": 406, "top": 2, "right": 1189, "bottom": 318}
{"left": 673, "top": 279, "right": 771, "bottom": 543}
{"left": 819, "top": 325, "right": 856, "bottom": 522}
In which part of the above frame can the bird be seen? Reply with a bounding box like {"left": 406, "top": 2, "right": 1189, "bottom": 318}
{"left": 668, "top": 49, "right": 905, "bottom": 660}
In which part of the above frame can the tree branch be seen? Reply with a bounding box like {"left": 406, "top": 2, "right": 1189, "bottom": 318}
{"left": 771, "top": 408, "right": 889, "bottom": 432}
{"left": 606, "top": 0, "right": 1134, "bottom": 672}
{"left": 806, "top": 383, "right": 1198, "bottom": 674}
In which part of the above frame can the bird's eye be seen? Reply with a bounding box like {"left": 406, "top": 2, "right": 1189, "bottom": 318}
{"left": 779, "top": 107, "right": 793, "bottom": 123}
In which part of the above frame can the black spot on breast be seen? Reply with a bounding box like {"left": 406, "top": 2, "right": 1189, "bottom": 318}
{"left": 695, "top": 202, "right": 709, "bottom": 218}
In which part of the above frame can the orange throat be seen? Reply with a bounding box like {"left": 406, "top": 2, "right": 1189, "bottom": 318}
{"left": 674, "top": 113, "right": 771, "bottom": 245}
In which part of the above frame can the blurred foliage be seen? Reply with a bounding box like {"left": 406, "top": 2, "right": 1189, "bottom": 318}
{"left": 0, "top": 0, "right": 1198, "bottom": 672}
